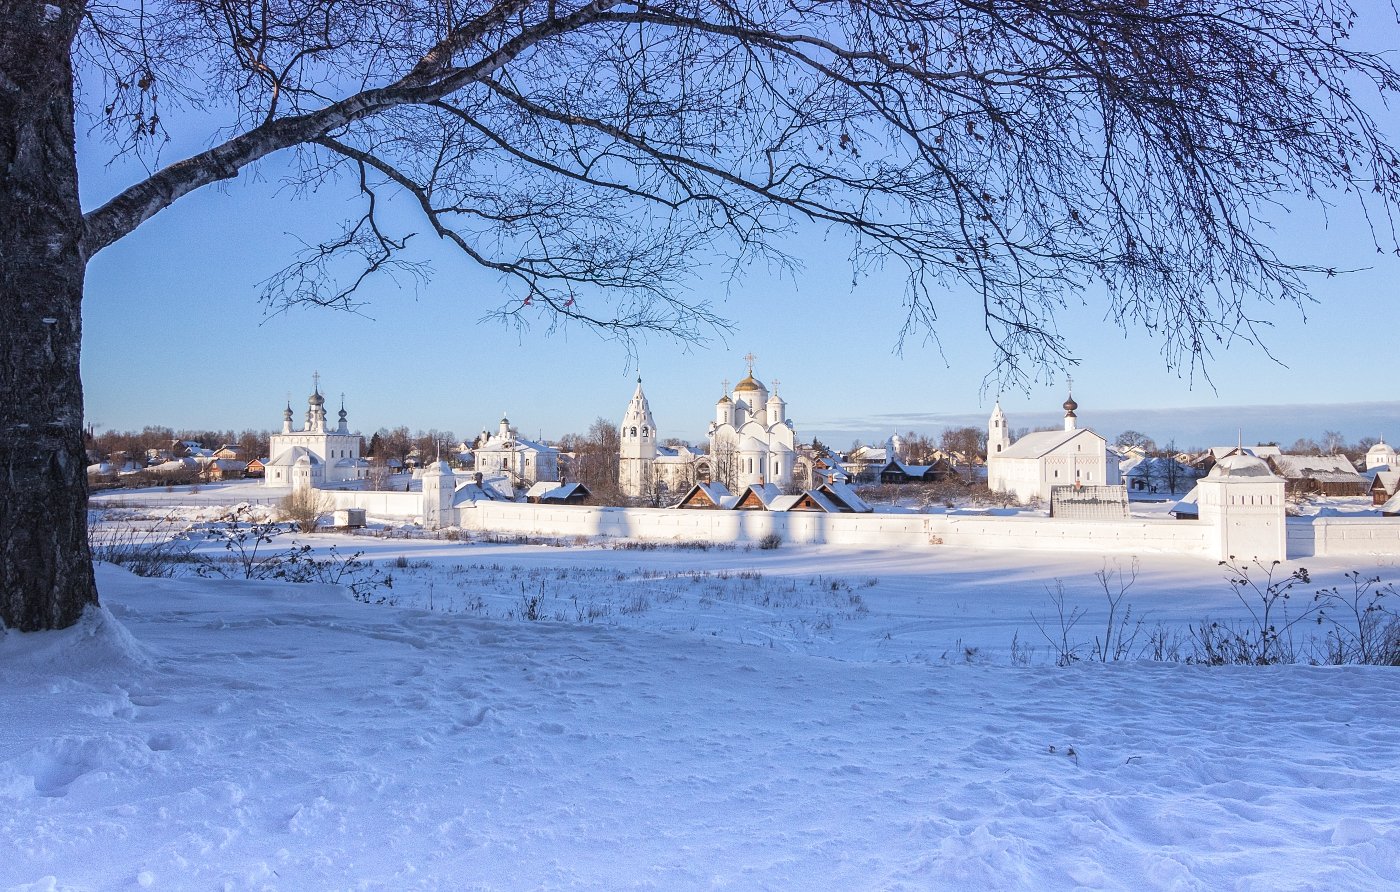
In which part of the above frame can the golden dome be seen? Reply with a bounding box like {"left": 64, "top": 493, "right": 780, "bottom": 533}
{"left": 734, "top": 374, "right": 765, "bottom": 392}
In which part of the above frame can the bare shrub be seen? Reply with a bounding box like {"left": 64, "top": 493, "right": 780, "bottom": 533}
{"left": 1314, "top": 571, "right": 1400, "bottom": 666}
{"left": 279, "top": 489, "right": 330, "bottom": 533}
{"left": 88, "top": 511, "right": 199, "bottom": 577}
{"left": 1031, "top": 579, "right": 1087, "bottom": 666}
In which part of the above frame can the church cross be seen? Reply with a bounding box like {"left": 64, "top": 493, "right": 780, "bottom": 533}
{"left": 312, "top": 370, "right": 321, "bottom": 393}
{"left": 721, "top": 378, "right": 730, "bottom": 394}
{"left": 1065, "top": 373, "right": 1072, "bottom": 394}
{"left": 771, "top": 378, "right": 780, "bottom": 394}
{"left": 742, "top": 352, "right": 757, "bottom": 374}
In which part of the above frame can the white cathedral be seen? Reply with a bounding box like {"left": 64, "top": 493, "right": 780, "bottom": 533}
{"left": 619, "top": 357, "right": 807, "bottom": 500}
{"left": 264, "top": 377, "right": 367, "bottom": 488}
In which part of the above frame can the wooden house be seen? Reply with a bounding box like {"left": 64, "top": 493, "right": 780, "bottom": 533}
{"left": 1268, "top": 454, "right": 1368, "bottom": 497}
{"left": 878, "top": 458, "right": 957, "bottom": 485}
{"left": 769, "top": 490, "right": 843, "bottom": 513}
{"left": 525, "top": 481, "right": 591, "bottom": 504}
{"left": 732, "top": 483, "right": 782, "bottom": 510}
{"left": 1372, "top": 471, "right": 1400, "bottom": 506}
{"left": 815, "top": 482, "right": 873, "bottom": 513}
{"left": 203, "top": 459, "right": 247, "bottom": 481}
{"left": 675, "top": 481, "right": 735, "bottom": 509}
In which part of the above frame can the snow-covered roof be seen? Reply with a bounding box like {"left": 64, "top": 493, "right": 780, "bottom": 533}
{"left": 847, "top": 445, "right": 887, "bottom": 463}
{"left": 998, "top": 428, "right": 1103, "bottom": 460}
{"left": 1270, "top": 454, "right": 1364, "bottom": 482}
{"left": 1373, "top": 471, "right": 1400, "bottom": 494}
{"left": 656, "top": 444, "right": 703, "bottom": 460}
{"left": 881, "top": 460, "right": 934, "bottom": 478}
{"left": 452, "top": 475, "right": 514, "bottom": 505}
{"left": 1383, "top": 490, "right": 1400, "bottom": 516}
{"left": 1210, "top": 444, "right": 1281, "bottom": 461}
{"left": 476, "top": 434, "right": 557, "bottom": 455}
{"left": 150, "top": 457, "right": 200, "bottom": 473}
{"left": 768, "top": 494, "right": 802, "bottom": 512}
{"left": 1209, "top": 453, "right": 1273, "bottom": 478}
{"left": 1171, "top": 486, "right": 1200, "bottom": 518}
{"left": 799, "top": 491, "right": 841, "bottom": 513}
{"left": 525, "top": 481, "right": 588, "bottom": 501}
{"left": 771, "top": 490, "right": 842, "bottom": 512}
{"left": 267, "top": 446, "right": 321, "bottom": 468}
{"left": 818, "top": 482, "right": 873, "bottom": 513}
{"left": 675, "top": 481, "right": 735, "bottom": 509}
{"left": 733, "top": 483, "right": 782, "bottom": 509}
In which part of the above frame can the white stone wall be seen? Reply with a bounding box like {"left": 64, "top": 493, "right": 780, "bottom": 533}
{"left": 315, "top": 479, "right": 1392, "bottom": 562}
{"left": 453, "top": 501, "right": 1216, "bottom": 557}
{"left": 323, "top": 490, "right": 423, "bottom": 518}
{"left": 1290, "top": 518, "right": 1400, "bottom": 557}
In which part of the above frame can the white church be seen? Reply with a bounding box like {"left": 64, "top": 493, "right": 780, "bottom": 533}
{"left": 619, "top": 357, "right": 809, "bottom": 500}
{"left": 264, "top": 377, "right": 367, "bottom": 488}
{"left": 471, "top": 414, "right": 559, "bottom": 485}
{"left": 985, "top": 391, "right": 1121, "bottom": 504}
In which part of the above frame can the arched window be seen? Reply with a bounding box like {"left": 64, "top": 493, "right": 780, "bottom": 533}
{"left": 630, "top": 427, "right": 637, "bottom": 437}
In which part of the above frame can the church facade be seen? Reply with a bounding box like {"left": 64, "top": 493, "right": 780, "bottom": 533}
{"left": 985, "top": 392, "right": 1120, "bottom": 504}
{"left": 264, "top": 378, "right": 367, "bottom": 488}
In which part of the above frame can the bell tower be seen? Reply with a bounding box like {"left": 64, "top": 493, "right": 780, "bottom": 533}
{"left": 619, "top": 377, "right": 658, "bottom": 498}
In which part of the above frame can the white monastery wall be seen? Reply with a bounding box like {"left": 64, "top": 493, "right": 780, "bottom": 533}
{"left": 453, "top": 501, "right": 1214, "bottom": 556}
{"left": 935, "top": 515, "right": 1214, "bottom": 556}
{"left": 1290, "top": 518, "right": 1400, "bottom": 558}
{"left": 324, "top": 489, "right": 423, "bottom": 518}
{"left": 315, "top": 479, "right": 1399, "bottom": 562}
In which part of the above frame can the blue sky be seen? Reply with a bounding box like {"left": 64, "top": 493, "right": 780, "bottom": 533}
{"left": 77, "top": 23, "right": 1399, "bottom": 452}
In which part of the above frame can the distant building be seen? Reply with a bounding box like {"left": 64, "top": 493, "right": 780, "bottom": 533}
{"left": 1366, "top": 438, "right": 1398, "bottom": 471}
{"left": 264, "top": 377, "right": 367, "bottom": 488}
{"left": 619, "top": 359, "right": 813, "bottom": 499}
{"left": 471, "top": 414, "right": 558, "bottom": 485}
{"left": 985, "top": 392, "right": 1121, "bottom": 505}
{"left": 1267, "top": 454, "right": 1368, "bottom": 497}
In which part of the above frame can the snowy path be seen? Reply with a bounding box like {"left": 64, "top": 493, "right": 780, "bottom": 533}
{"left": 2, "top": 559, "right": 1399, "bottom": 890}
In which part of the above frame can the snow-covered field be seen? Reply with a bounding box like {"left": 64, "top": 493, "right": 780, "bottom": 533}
{"left": 3, "top": 508, "right": 1399, "bottom": 889}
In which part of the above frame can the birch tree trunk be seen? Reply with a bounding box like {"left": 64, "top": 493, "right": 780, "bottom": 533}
{"left": 0, "top": 1, "right": 99, "bottom": 631}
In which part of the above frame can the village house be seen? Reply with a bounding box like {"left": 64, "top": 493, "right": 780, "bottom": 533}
{"left": 1267, "top": 453, "right": 1369, "bottom": 497}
